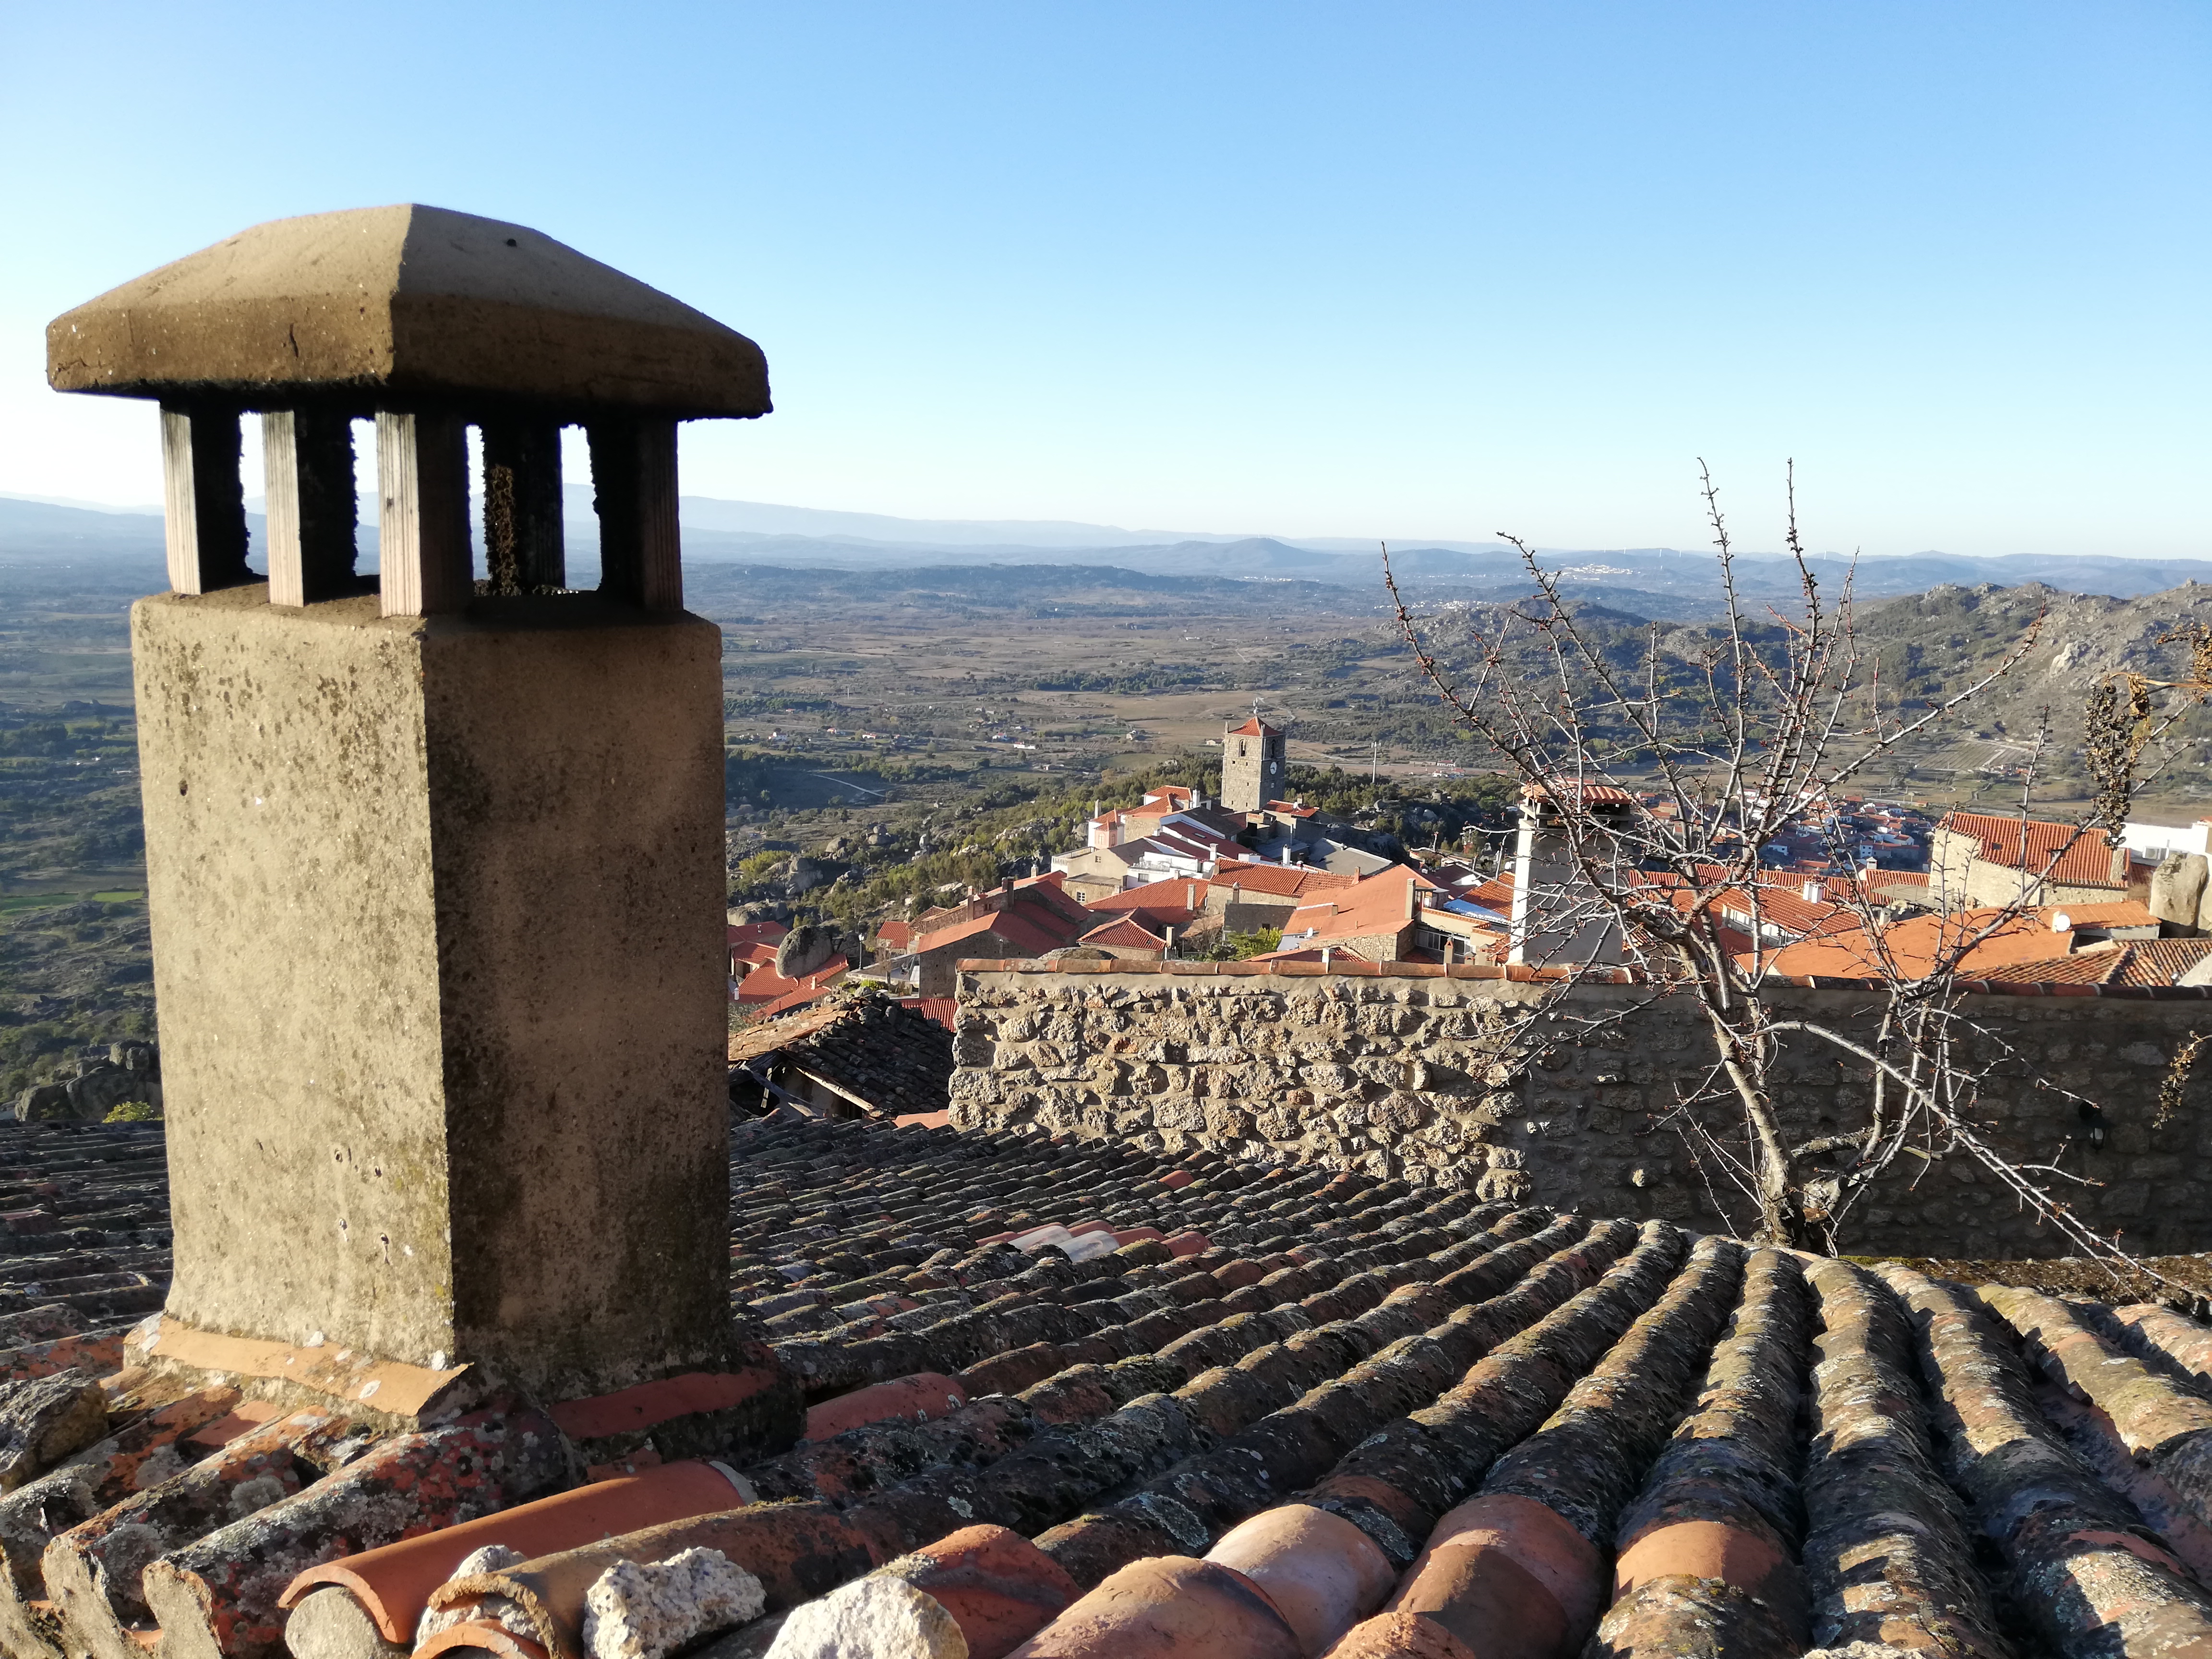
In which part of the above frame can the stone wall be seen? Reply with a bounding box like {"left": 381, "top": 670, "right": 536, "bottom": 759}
{"left": 949, "top": 959, "right": 2212, "bottom": 1259}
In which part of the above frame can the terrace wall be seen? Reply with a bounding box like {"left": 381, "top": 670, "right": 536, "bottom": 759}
{"left": 949, "top": 959, "right": 2212, "bottom": 1259}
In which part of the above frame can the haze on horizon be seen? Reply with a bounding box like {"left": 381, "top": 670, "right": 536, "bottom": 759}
{"left": 1, "top": 2, "right": 2204, "bottom": 561}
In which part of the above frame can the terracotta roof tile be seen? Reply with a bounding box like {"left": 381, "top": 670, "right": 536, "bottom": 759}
{"left": 2120, "top": 938, "right": 2212, "bottom": 985}
{"left": 733, "top": 952, "right": 850, "bottom": 1006}
{"left": 1972, "top": 948, "right": 2122, "bottom": 986}
{"left": 2043, "top": 899, "right": 2158, "bottom": 928}
{"left": 1942, "top": 811, "right": 2123, "bottom": 887}
{"left": 728, "top": 994, "right": 955, "bottom": 1117}
{"left": 1283, "top": 867, "right": 1419, "bottom": 947}
{"left": 1751, "top": 909, "right": 2081, "bottom": 981}
{"left": 24, "top": 1111, "right": 2212, "bottom": 1658}
{"left": 1076, "top": 917, "right": 1169, "bottom": 950}
{"left": 1208, "top": 861, "right": 1356, "bottom": 899}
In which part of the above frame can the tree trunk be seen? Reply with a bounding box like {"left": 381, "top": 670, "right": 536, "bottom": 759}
{"left": 1702, "top": 1002, "right": 1809, "bottom": 1248}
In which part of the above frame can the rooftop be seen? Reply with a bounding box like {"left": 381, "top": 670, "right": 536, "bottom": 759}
{"left": 22, "top": 1115, "right": 2212, "bottom": 1659}
{"left": 1942, "top": 811, "right": 2125, "bottom": 889}
{"left": 1972, "top": 936, "right": 2212, "bottom": 989}
{"left": 724, "top": 995, "right": 955, "bottom": 1119}
{"left": 1076, "top": 916, "right": 1170, "bottom": 951}
{"left": 1209, "top": 860, "right": 1356, "bottom": 900}
{"left": 1749, "top": 907, "right": 2093, "bottom": 981}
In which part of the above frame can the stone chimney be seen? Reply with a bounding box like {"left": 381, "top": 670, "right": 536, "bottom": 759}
{"left": 48, "top": 206, "right": 769, "bottom": 1405}
{"left": 1507, "top": 782, "right": 1630, "bottom": 969}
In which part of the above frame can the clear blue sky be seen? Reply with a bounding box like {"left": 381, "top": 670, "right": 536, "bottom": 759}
{"left": 2, "top": 3, "right": 2204, "bottom": 556}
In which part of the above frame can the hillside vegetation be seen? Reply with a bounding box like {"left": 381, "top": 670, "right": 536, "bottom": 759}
{"left": 1394, "top": 579, "right": 2212, "bottom": 805}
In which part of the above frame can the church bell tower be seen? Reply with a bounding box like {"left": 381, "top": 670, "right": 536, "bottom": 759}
{"left": 1221, "top": 703, "right": 1287, "bottom": 813}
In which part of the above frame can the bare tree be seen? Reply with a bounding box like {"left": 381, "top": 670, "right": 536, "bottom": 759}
{"left": 1387, "top": 463, "right": 2151, "bottom": 1260}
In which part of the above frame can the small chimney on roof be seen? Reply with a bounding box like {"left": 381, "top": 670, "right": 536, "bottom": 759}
{"left": 1801, "top": 880, "right": 1823, "bottom": 902}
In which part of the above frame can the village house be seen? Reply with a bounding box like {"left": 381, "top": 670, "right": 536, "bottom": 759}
{"left": 854, "top": 870, "right": 1095, "bottom": 997}
{"left": 725, "top": 917, "right": 789, "bottom": 992}
{"left": 1076, "top": 878, "right": 1207, "bottom": 948}
{"left": 1203, "top": 858, "right": 1357, "bottom": 934}
{"left": 1263, "top": 863, "right": 1510, "bottom": 965}
{"left": 1929, "top": 809, "right": 2130, "bottom": 909}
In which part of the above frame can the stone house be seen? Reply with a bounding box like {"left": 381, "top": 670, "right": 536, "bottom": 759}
{"left": 1930, "top": 810, "right": 2128, "bottom": 908}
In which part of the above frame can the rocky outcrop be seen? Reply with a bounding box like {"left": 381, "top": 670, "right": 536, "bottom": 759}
{"left": 2151, "top": 852, "right": 2209, "bottom": 934}
{"left": 14, "top": 1045, "right": 160, "bottom": 1124}
{"left": 774, "top": 926, "right": 839, "bottom": 981}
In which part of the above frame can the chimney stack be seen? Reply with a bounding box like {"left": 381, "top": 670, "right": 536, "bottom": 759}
{"left": 50, "top": 206, "right": 768, "bottom": 1404}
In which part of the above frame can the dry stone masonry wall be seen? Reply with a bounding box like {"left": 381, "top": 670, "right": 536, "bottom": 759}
{"left": 950, "top": 962, "right": 2212, "bottom": 1258}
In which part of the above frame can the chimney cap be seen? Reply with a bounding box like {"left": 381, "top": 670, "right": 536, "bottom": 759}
{"left": 48, "top": 204, "right": 771, "bottom": 420}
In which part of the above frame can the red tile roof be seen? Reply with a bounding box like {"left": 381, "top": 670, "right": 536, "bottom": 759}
{"left": 1985, "top": 937, "right": 2212, "bottom": 987}
{"left": 1969, "top": 948, "right": 2122, "bottom": 986}
{"left": 1285, "top": 866, "right": 1419, "bottom": 946}
{"left": 913, "top": 872, "right": 1094, "bottom": 945}
{"left": 914, "top": 907, "right": 1070, "bottom": 957}
{"left": 1941, "top": 812, "right": 2122, "bottom": 888}
{"left": 734, "top": 954, "right": 851, "bottom": 1006}
{"left": 753, "top": 981, "right": 841, "bottom": 1016}
{"left": 2040, "top": 900, "right": 2157, "bottom": 928}
{"left": 42, "top": 1110, "right": 2212, "bottom": 1656}
{"left": 1208, "top": 861, "right": 1357, "bottom": 899}
{"left": 1250, "top": 942, "right": 1372, "bottom": 963}
{"left": 1086, "top": 879, "right": 1207, "bottom": 917}
{"left": 1078, "top": 917, "right": 1168, "bottom": 950}
{"left": 2118, "top": 937, "right": 2212, "bottom": 985}
{"left": 1715, "top": 885, "right": 1854, "bottom": 940}
{"left": 1521, "top": 780, "right": 1637, "bottom": 805}
{"left": 1228, "top": 716, "right": 1282, "bottom": 736}
{"left": 1750, "top": 911, "right": 2075, "bottom": 980}
{"left": 1864, "top": 868, "right": 1931, "bottom": 890}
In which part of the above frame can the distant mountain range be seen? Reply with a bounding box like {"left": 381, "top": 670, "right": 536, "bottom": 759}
{"left": 4, "top": 492, "right": 2208, "bottom": 612}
